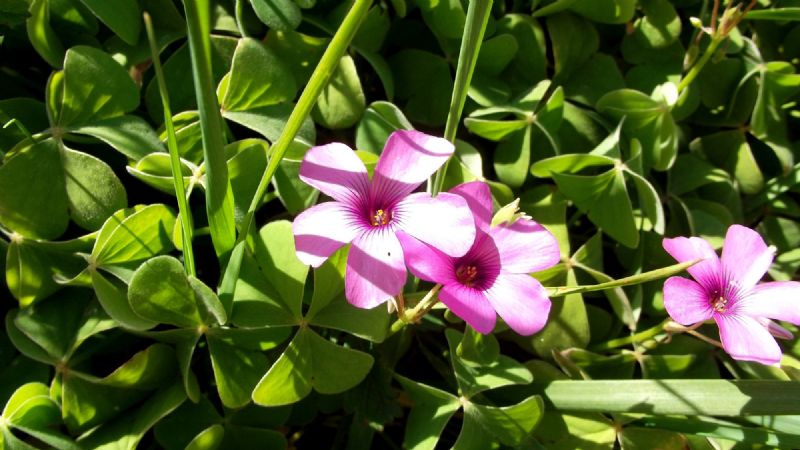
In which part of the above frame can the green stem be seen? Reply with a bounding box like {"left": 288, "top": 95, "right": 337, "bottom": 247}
{"left": 217, "top": 0, "right": 372, "bottom": 309}
{"left": 144, "top": 12, "right": 196, "bottom": 277}
{"left": 431, "top": 0, "right": 493, "bottom": 195}
{"left": 547, "top": 258, "right": 701, "bottom": 298}
{"left": 183, "top": 0, "right": 236, "bottom": 259}
{"left": 591, "top": 319, "right": 670, "bottom": 352}
{"left": 677, "top": 35, "right": 723, "bottom": 94}
{"left": 389, "top": 284, "right": 442, "bottom": 335}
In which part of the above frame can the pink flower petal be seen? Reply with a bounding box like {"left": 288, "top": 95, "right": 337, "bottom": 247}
{"left": 396, "top": 231, "right": 455, "bottom": 284}
{"left": 299, "top": 142, "right": 369, "bottom": 206}
{"left": 737, "top": 281, "right": 800, "bottom": 325}
{"left": 663, "top": 276, "right": 714, "bottom": 326}
{"left": 484, "top": 273, "right": 551, "bottom": 336}
{"left": 438, "top": 283, "right": 496, "bottom": 334}
{"left": 345, "top": 229, "right": 406, "bottom": 309}
{"left": 716, "top": 314, "right": 783, "bottom": 365}
{"left": 758, "top": 318, "right": 794, "bottom": 340}
{"left": 662, "top": 235, "right": 721, "bottom": 289}
{"left": 293, "top": 202, "right": 360, "bottom": 268}
{"left": 489, "top": 218, "right": 560, "bottom": 274}
{"left": 721, "top": 225, "right": 775, "bottom": 291}
{"left": 395, "top": 192, "right": 475, "bottom": 257}
{"left": 371, "top": 130, "right": 454, "bottom": 204}
{"left": 450, "top": 181, "right": 492, "bottom": 233}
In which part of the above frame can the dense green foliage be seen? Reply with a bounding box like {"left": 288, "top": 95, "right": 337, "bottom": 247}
{"left": 1, "top": 0, "right": 800, "bottom": 448}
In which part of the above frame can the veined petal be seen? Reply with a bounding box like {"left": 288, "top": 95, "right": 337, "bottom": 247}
{"left": 758, "top": 318, "right": 794, "bottom": 340}
{"left": 293, "top": 202, "right": 360, "bottom": 267}
{"left": 450, "top": 181, "right": 492, "bottom": 233}
{"left": 439, "top": 283, "right": 496, "bottom": 334}
{"left": 345, "top": 229, "right": 406, "bottom": 309}
{"left": 395, "top": 192, "right": 475, "bottom": 257}
{"left": 716, "top": 314, "right": 783, "bottom": 365}
{"left": 737, "top": 281, "right": 800, "bottom": 325}
{"left": 663, "top": 276, "right": 714, "bottom": 326}
{"left": 484, "top": 273, "right": 551, "bottom": 336}
{"left": 662, "top": 235, "right": 721, "bottom": 289}
{"left": 396, "top": 231, "right": 455, "bottom": 284}
{"left": 371, "top": 130, "right": 454, "bottom": 204}
{"left": 721, "top": 225, "right": 775, "bottom": 291}
{"left": 489, "top": 218, "right": 560, "bottom": 274}
{"left": 299, "top": 142, "right": 369, "bottom": 206}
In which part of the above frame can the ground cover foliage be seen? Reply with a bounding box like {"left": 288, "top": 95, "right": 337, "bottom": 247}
{"left": 1, "top": 0, "right": 800, "bottom": 448}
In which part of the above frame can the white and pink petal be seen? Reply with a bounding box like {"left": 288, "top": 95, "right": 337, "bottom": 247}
{"left": 450, "top": 181, "right": 493, "bottom": 233}
{"left": 293, "top": 202, "right": 360, "bottom": 268}
{"left": 737, "top": 281, "right": 800, "bottom": 325}
{"left": 395, "top": 192, "right": 475, "bottom": 258}
{"left": 721, "top": 224, "right": 775, "bottom": 291}
{"left": 345, "top": 229, "right": 407, "bottom": 309}
{"left": 662, "top": 235, "right": 722, "bottom": 290}
{"left": 663, "top": 276, "right": 715, "bottom": 326}
{"left": 396, "top": 231, "right": 456, "bottom": 285}
{"left": 439, "top": 283, "right": 497, "bottom": 334}
{"left": 716, "top": 313, "right": 783, "bottom": 366}
{"left": 299, "top": 142, "right": 370, "bottom": 206}
{"left": 489, "top": 218, "right": 560, "bottom": 274}
{"left": 484, "top": 273, "right": 551, "bottom": 336}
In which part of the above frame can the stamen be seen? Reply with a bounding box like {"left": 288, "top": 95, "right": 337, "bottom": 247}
{"left": 370, "top": 209, "right": 391, "bottom": 227}
{"left": 712, "top": 295, "right": 728, "bottom": 313}
{"left": 456, "top": 265, "right": 479, "bottom": 287}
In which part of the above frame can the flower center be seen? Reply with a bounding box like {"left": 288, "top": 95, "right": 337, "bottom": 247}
{"left": 370, "top": 209, "right": 392, "bottom": 227}
{"left": 712, "top": 295, "right": 728, "bottom": 313}
{"left": 456, "top": 265, "right": 479, "bottom": 287}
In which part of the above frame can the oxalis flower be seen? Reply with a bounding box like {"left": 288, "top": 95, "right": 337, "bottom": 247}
{"left": 292, "top": 130, "right": 475, "bottom": 308}
{"left": 397, "top": 181, "right": 560, "bottom": 335}
{"left": 663, "top": 225, "right": 800, "bottom": 365}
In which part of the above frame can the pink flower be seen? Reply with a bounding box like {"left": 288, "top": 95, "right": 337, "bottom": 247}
{"left": 397, "top": 181, "right": 560, "bottom": 335}
{"left": 663, "top": 225, "right": 800, "bottom": 365}
{"left": 292, "top": 130, "right": 475, "bottom": 308}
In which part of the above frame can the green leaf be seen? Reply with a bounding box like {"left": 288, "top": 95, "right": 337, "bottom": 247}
{"left": 230, "top": 252, "right": 298, "bottom": 327}
{"left": 252, "top": 327, "right": 374, "bottom": 406}
{"left": 26, "top": 0, "right": 65, "bottom": 68}
{"left": 92, "top": 204, "right": 176, "bottom": 267}
{"left": 312, "top": 54, "right": 366, "bottom": 129}
{"left": 570, "top": 0, "right": 636, "bottom": 24}
{"left": 564, "top": 53, "right": 626, "bottom": 106}
{"left": 91, "top": 269, "right": 158, "bottom": 331}
{"left": 547, "top": 12, "right": 598, "bottom": 81}
{"left": 273, "top": 157, "right": 318, "bottom": 214}
{"left": 12, "top": 291, "right": 96, "bottom": 361}
{"left": 222, "top": 104, "right": 316, "bottom": 147}
{"left": 219, "top": 38, "right": 297, "bottom": 112}
{"left": 53, "top": 46, "right": 139, "bottom": 127}
{"left": 532, "top": 267, "right": 591, "bottom": 355}
{"left": 465, "top": 395, "right": 544, "bottom": 446}
{"left": 5, "top": 312, "right": 55, "bottom": 365}
{"left": 77, "top": 382, "right": 186, "bottom": 450}
{"left": 262, "top": 29, "right": 326, "bottom": 87}
{"left": 553, "top": 169, "right": 639, "bottom": 247}
{"left": 77, "top": 0, "right": 140, "bottom": 44}
{"left": 395, "top": 375, "right": 460, "bottom": 450}
{"left": 635, "top": 0, "right": 681, "bottom": 48}
{"left": 475, "top": 34, "right": 518, "bottom": 76}
{"left": 6, "top": 239, "right": 79, "bottom": 307}
{"left": 542, "top": 380, "right": 800, "bottom": 415}
{"left": 531, "top": 153, "right": 616, "bottom": 177}
{"left": 465, "top": 117, "right": 529, "bottom": 141}
{"left": 494, "top": 126, "right": 531, "bottom": 189}
{"left": 390, "top": 49, "right": 453, "bottom": 126}
{"left": 62, "top": 145, "right": 128, "bottom": 231}
{"left": 446, "top": 329, "right": 532, "bottom": 398}
{"left": 355, "top": 101, "right": 413, "bottom": 154}
{"left": 184, "top": 425, "right": 224, "bottom": 450}
{"left": 2, "top": 382, "right": 58, "bottom": 429}
{"left": 638, "top": 416, "right": 800, "bottom": 448}
{"left": 691, "top": 130, "right": 764, "bottom": 195}
{"left": 0, "top": 139, "right": 68, "bottom": 239}
{"left": 225, "top": 139, "right": 269, "bottom": 223}
{"left": 68, "top": 115, "right": 164, "bottom": 161}
{"left": 534, "top": 412, "right": 616, "bottom": 450}
{"left": 207, "top": 334, "right": 270, "bottom": 409}
{"left": 126, "top": 152, "right": 198, "bottom": 195}
{"left": 496, "top": 14, "right": 548, "bottom": 87}
{"left": 415, "top": 0, "right": 466, "bottom": 39}
{"left": 248, "top": 0, "right": 301, "bottom": 31}
{"left": 252, "top": 221, "right": 308, "bottom": 320}
{"left": 128, "top": 255, "right": 204, "bottom": 328}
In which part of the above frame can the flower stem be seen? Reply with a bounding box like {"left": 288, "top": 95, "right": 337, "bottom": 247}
{"left": 144, "top": 12, "right": 196, "bottom": 277}
{"left": 676, "top": 35, "right": 723, "bottom": 94}
{"left": 388, "top": 284, "right": 443, "bottom": 335}
{"left": 431, "top": 0, "right": 493, "bottom": 195}
{"left": 547, "top": 259, "right": 701, "bottom": 298}
{"left": 591, "top": 319, "right": 670, "bottom": 352}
